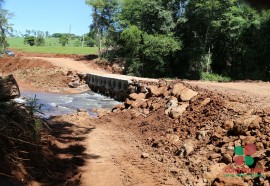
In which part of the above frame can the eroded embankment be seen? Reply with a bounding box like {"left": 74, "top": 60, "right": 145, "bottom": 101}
{"left": 95, "top": 79, "right": 270, "bottom": 186}
{"left": 0, "top": 73, "right": 95, "bottom": 185}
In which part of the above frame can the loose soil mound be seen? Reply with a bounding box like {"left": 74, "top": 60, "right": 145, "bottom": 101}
{"left": 0, "top": 57, "right": 88, "bottom": 93}
{"left": 98, "top": 80, "right": 270, "bottom": 185}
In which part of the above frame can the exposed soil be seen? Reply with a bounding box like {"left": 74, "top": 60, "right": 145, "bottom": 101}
{"left": 0, "top": 56, "right": 90, "bottom": 93}
{"left": 1, "top": 53, "right": 270, "bottom": 185}
{"left": 101, "top": 80, "right": 270, "bottom": 185}
{"left": 185, "top": 80, "right": 270, "bottom": 108}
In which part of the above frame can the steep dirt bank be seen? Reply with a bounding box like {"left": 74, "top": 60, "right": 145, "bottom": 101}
{"left": 16, "top": 50, "right": 123, "bottom": 75}
{"left": 0, "top": 73, "right": 93, "bottom": 185}
{"left": 0, "top": 56, "right": 89, "bottom": 93}
{"left": 0, "top": 107, "right": 95, "bottom": 185}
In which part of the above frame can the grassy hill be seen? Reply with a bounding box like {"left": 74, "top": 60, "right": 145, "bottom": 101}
{"left": 7, "top": 37, "right": 98, "bottom": 55}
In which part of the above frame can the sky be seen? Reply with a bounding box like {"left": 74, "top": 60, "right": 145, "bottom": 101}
{"left": 3, "top": 0, "right": 93, "bottom": 36}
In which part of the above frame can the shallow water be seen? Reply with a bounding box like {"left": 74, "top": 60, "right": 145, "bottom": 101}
{"left": 14, "top": 90, "right": 121, "bottom": 118}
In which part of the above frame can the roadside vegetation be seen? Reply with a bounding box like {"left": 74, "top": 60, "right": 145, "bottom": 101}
{"left": 86, "top": 0, "right": 270, "bottom": 81}
{"left": 1, "top": 0, "right": 270, "bottom": 81}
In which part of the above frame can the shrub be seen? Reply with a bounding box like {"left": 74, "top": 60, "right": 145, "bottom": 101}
{"left": 200, "top": 72, "right": 231, "bottom": 82}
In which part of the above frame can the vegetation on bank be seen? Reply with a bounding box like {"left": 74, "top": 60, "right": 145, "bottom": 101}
{"left": 86, "top": 0, "right": 270, "bottom": 81}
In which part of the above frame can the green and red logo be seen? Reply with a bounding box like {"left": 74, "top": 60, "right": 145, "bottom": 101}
{"left": 234, "top": 144, "right": 256, "bottom": 166}
{"left": 224, "top": 144, "right": 265, "bottom": 178}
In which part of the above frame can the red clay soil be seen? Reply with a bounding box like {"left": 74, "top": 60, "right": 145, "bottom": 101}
{"left": 0, "top": 56, "right": 88, "bottom": 93}
{"left": 92, "top": 80, "right": 270, "bottom": 186}
{"left": 2, "top": 52, "right": 270, "bottom": 185}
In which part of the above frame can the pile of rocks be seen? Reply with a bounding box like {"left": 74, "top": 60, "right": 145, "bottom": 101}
{"left": 111, "top": 80, "right": 270, "bottom": 186}
{"left": 67, "top": 71, "right": 86, "bottom": 88}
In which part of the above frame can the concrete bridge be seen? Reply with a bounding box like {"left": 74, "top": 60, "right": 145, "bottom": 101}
{"left": 83, "top": 73, "right": 158, "bottom": 101}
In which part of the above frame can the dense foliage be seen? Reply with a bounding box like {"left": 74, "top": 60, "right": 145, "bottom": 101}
{"left": 86, "top": 0, "right": 270, "bottom": 80}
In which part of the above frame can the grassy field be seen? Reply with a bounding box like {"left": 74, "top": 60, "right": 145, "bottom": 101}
{"left": 7, "top": 37, "right": 98, "bottom": 55}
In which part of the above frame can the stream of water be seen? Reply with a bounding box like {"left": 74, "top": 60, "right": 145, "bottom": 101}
{"left": 14, "top": 90, "right": 121, "bottom": 118}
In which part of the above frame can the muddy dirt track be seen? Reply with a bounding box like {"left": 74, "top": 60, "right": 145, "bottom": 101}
{"left": 1, "top": 54, "right": 270, "bottom": 186}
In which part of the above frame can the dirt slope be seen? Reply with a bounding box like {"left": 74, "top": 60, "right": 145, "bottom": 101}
{"left": 23, "top": 57, "right": 108, "bottom": 74}
{"left": 24, "top": 56, "right": 158, "bottom": 82}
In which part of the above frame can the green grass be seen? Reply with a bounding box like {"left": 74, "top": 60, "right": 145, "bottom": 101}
{"left": 200, "top": 72, "right": 231, "bottom": 82}
{"left": 7, "top": 37, "right": 98, "bottom": 55}
{"left": 12, "top": 46, "right": 98, "bottom": 55}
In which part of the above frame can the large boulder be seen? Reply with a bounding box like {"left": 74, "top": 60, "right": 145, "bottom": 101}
{"left": 165, "top": 99, "right": 178, "bottom": 115}
{"left": 180, "top": 88, "right": 198, "bottom": 101}
{"left": 171, "top": 83, "right": 198, "bottom": 101}
{"left": 212, "top": 176, "right": 245, "bottom": 186}
{"left": 172, "top": 83, "right": 186, "bottom": 96}
{"left": 178, "top": 139, "right": 195, "bottom": 157}
{"left": 147, "top": 85, "right": 169, "bottom": 97}
{"left": 233, "top": 115, "right": 261, "bottom": 135}
{"left": 68, "top": 80, "right": 80, "bottom": 88}
{"left": 0, "top": 74, "right": 20, "bottom": 101}
{"left": 169, "top": 103, "right": 189, "bottom": 119}
{"left": 204, "top": 163, "right": 227, "bottom": 182}
{"left": 129, "top": 93, "right": 146, "bottom": 101}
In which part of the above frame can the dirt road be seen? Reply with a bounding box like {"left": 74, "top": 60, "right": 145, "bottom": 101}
{"left": 80, "top": 123, "right": 178, "bottom": 186}
{"left": 24, "top": 57, "right": 270, "bottom": 103}
{"left": 186, "top": 80, "right": 270, "bottom": 108}
{"left": 13, "top": 56, "right": 270, "bottom": 185}
{"left": 24, "top": 57, "right": 108, "bottom": 74}
{"left": 24, "top": 57, "right": 158, "bottom": 82}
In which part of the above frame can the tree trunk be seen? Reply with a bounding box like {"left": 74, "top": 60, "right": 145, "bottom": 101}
{"left": 0, "top": 74, "right": 20, "bottom": 101}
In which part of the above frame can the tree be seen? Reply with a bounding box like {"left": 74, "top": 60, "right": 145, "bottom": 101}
{"left": 59, "top": 35, "right": 68, "bottom": 46}
{"left": 45, "top": 31, "right": 49, "bottom": 37}
{"left": 51, "top": 33, "right": 63, "bottom": 38}
{"left": 85, "top": 0, "right": 270, "bottom": 80}
{"left": 0, "top": 8, "right": 13, "bottom": 50}
{"left": 84, "top": 36, "right": 95, "bottom": 47}
{"left": 24, "top": 36, "right": 35, "bottom": 46}
{"left": 35, "top": 36, "right": 45, "bottom": 46}
{"left": 86, "top": 0, "right": 119, "bottom": 57}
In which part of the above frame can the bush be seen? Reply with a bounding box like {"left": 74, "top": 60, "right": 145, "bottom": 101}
{"left": 84, "top": 36, "right": 95, "bottom": 47}
{"left": 140, "top": 33, "right": 181, "bottom": 77}
{"left": 200, "top": 72, "right": 231, "bottom": 82}
{"left": 35, "top": 36, "right": 45, "bottom": 46}
{"left": 59, "top": 35, "right": 68, "bottom": 46}
{"left": 119, "top": 26, "right": 181, "bottom": 77}
{"left": 24, "top": 36, "right": 35, "bottom": 46}
{"left": 119, "top": 26, "right": 143, "bottom": 75}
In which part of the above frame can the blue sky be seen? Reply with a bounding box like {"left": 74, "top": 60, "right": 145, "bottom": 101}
{"left": 3, "top": 0, "right": 93, "bottom": 36}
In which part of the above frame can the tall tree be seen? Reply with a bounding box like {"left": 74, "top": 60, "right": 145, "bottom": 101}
{"left": 86, "top": 0, "right": 119, "bottom": 57}
{"left": 85, "top": 0, "right": 270, "bottom": 80}
{"left": 0, "top": 8, "right": 13, "bottom": 50}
